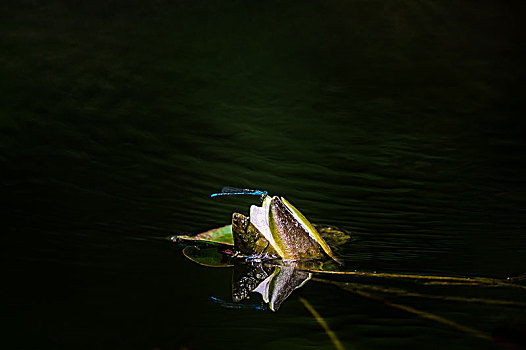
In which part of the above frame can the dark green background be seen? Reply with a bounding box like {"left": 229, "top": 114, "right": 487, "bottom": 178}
{"left": 2, "top": 1, "right": 525, "bottom": 349}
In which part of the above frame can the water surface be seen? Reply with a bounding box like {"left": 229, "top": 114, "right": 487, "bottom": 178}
{"left": 2, "top": 1, "right": 525, "bottom": 349}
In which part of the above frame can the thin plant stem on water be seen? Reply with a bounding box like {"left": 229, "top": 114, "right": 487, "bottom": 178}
{"left": 312, "top": 278, "right": 526, "bottom": 308}
{"left": 306, "top": 269, "right": 526, "bottom": 290}
{"left": 299, "top": 296, "right": 346, "bottom": 350}
{"left": 312, "top": 278, "right": 498, "bottom": 342}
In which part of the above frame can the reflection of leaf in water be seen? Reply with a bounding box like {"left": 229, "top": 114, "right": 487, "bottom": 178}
{"left": 232, "top": 261, "right": 311, "bottom": 311}
{"left": 266, "top": 266, "right": 311, "bottom": 311}
{"left": 232, "top": 261, "right": 274, "bottom": 302}
{"left": 180, "top": 247, "right": 315, "bottom": 311}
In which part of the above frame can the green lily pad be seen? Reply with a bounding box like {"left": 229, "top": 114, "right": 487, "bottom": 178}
{"left": 173, "top": 224, "right": 350, "bottom": 263}
{"left": 174, "top": 224, "right": 234, "bottom": 246}
{"left": 182, "top": 246, "right": 234, "bottom": 267}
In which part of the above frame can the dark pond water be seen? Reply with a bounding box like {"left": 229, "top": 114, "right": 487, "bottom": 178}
{"left": 2, "top": 1, "right": 526, "bottom": 349}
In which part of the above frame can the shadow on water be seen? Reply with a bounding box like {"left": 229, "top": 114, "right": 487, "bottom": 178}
{"left": 2, "top": 0, "right": 526, "bottom": 349}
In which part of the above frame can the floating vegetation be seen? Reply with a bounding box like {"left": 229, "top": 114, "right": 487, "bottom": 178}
{"left": 171, "top": 188, "right": 526, "bottom": 348}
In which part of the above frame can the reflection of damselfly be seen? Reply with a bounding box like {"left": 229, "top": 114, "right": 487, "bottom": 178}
{"left": 210, "top": 186, "right": 268, "bottom": 201}
{"left": 210, "top": 296, "right": 266, "bottom": 311}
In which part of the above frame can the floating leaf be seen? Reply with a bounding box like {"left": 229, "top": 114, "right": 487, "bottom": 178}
{"left": 268, "top": 196, "right": 327, "bottom": 260}
{"left": 174, "top": 224, "right": 234, "bottom": 246}
{"left": 173, "top": 223, "right": 350, "bottom": 262}
{"left": 182, "top": 246, "right": 233, "bottom": 268}
{"left": 314, "top": 225, "right": 351, "bottom": 248}
{"left": 232, "top": 213, "right": 279, "bottom": 258}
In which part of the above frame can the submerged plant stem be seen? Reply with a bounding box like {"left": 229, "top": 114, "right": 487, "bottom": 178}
{"left": 299, "top": 296, "right": 345, "bottom": 350}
